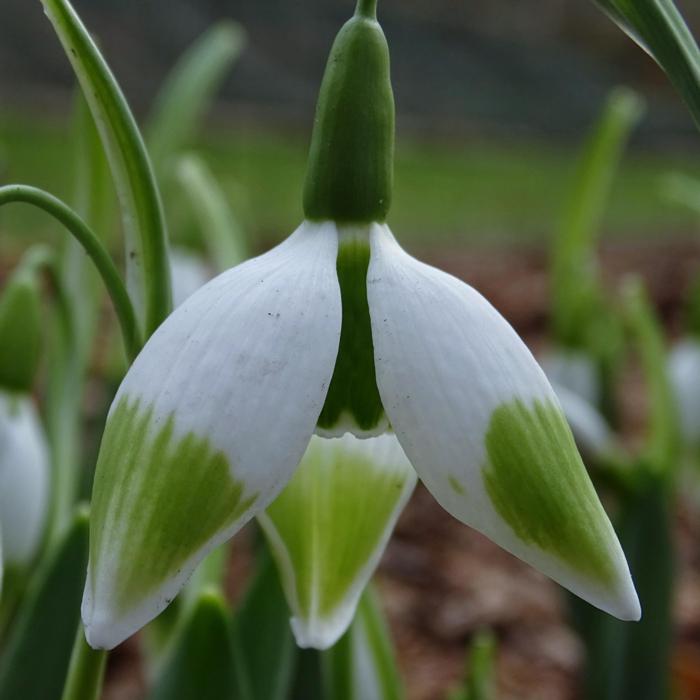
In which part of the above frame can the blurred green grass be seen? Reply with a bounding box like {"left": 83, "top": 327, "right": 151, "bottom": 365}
{"left": 2, "top": 111, "right": 700, "bottom": 260}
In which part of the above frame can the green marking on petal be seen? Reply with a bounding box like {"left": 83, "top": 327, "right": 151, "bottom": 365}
{"left": 317, "top": 236, "right": 385, "bottom": 434}
{"left": 483, "top": 398, "right": 616, "bottom": 585}
{"left": 448, "top": 476, "right": 466, "bottom": 496}
{"left": 90, "top": 397, "right": 257, "bottom": 612}
{"left": 262, "top": 438, "right": 410, "bottom": 620}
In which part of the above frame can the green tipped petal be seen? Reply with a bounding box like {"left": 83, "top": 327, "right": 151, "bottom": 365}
{"left": 258, "top": 434, "right": 416, "bottom": 650}
{"left": 0, "top": 268, "right": 42, "bottom": 393}
{"left": 483, "top": 399, "right": 617, "bottom": 586}
{"left": 83, "top": 397, "right": 257, "bottom": 649}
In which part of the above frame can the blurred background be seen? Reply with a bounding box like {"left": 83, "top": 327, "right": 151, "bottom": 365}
{"left": 2, "top": 1, "right": 700, "bottom": 699}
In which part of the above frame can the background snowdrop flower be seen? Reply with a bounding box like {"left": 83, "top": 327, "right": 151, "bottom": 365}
{"left": 83, "top": 0, "right": 639, "bottom": 649}
{"left": 0, "top": 393, "right": 50, "bottom": 568}
{"left": 667, "top": 338, "right": 700, "bottom": 446}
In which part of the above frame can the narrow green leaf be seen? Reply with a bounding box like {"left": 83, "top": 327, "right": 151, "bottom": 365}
{"left": 232, "top": 547, "right": 297, "bottom": 700}
{"left": 592, "top": 0, "right": 700, "bottom": 128}
{"left": 147, "top": 21, "right": 246, "bottom": 174}
{"left": 551, "top": 88, "right": 642, "bottom": 423}
{"left": 0, "top": 185, "right": 141, "bottom": 361}
{"left": 463, "top": 631, "right": 497, "bottom": 700}
{"left": 552, "top": 88, "right": 642, "bottom": 350}
{"left": 175, "top": 154, "right": 248, "bottom": 270}
{"left": 321, "top": 586, "right": 404, "bottom": 700}
{"left": 149, "top": 588, "right": 236, "bottom": 700}
{"left": 40, "top": 0, "right": 171, "bottom": 336}
{"left": 60, "top": 627, "right": 107, "bottom": 700}
{"left": 622, "top": 277, "right": 680, "bottom": 475}
{"left": 573, "top": 475, "right": 673, "bottom": 700}
{"left": 0, "top": 507, "right": 89, "bottom": 700}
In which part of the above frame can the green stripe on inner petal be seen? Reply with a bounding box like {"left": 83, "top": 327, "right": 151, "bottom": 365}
{"left": 317, "top": 235, "right": 385, "bottom": 435}
{"left": 91, "top": 397, "right": 257, "bottom": 613}
{"left": 263, "top": 438, "right": 409, "bottom": 620}
{"left": 483, "top": 398, "right": 616, "bottom": 585}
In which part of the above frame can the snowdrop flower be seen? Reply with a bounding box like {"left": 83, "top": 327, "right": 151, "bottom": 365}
{"left": 0, "top": 393, "right": 50, "bottom": 568}
{"left": 667, "top": 338, "right": 700, "bottom": 446}
{"left": 0, "top": 265, "right": 50, "bottom": 569}
{"left": 83, "top": 0, "right": 640, "bottom": 649}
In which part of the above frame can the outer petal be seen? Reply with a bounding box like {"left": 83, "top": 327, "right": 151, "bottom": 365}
{"left": 367, "top": 225, "right": 639, "bottom": 621}
{"left": 0, "top": 392, "right": 50, "bottom": 567}
{"left": 667, "top": 338, "right": 700, "bottom": 445}
{"left": 258, "top": 433, "right": 416, "bottom": 650}
{"left": 83, "top": 221, "right": 342, "bottom": 649}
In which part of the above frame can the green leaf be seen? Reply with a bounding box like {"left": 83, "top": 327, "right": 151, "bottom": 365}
{"left": 573, "top": 474, "right": 673, "bottom": 700}
{"left": 592, "top": 0, "right": 700, "bottom": 129}
{"left": 146, "top": 21, "right": 246, "bottom": 175}
{"left": 148, "top": 588, "right": 236, "bottom": 700}
{"left": 174, "top": 154, "right": 248, "bottom": 270}
{"left": 0, "top": 507, "right": 89, "bottom": 700}
{"left": 231, "top": 546, "right": 297, "bottom": 700}
{"left": 40, "top": 0, "right": 171, "bottom": 336}
{"left": 622, "top": 277, "right": 680, "bottom": 475}
{"left": 448, "top": 630, "right": 497, "bottom": 700}
{"left": 321, "top": 586, "right": 404, "bottom": 700}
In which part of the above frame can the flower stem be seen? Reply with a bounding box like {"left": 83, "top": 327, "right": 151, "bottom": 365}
{"left": 60, "top": 626, "right": 107, "bottom": 700}
{"left": 355, "top": 0, "right": 378, "bottom": 19}
{"left": 0, "top": 185, "right": 142, "bottom": 361}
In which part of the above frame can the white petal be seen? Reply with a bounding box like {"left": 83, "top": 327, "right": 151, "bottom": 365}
{"left": 367, "top": 225, "right": 639, "bottom": 621}
{"left": 169, "top": 247, "right": 212, "bottom": 308}
{"left": 258, "top": 433, "right": 415, "bottom": 650}
{"left": 667, "top": 338, "right": 700, "bottom": 445}
{"left": 0, "top": 392, "right": 50, "bottom": 566}
{"left": 83, "top": 221, "right": 342, "bottom": 649}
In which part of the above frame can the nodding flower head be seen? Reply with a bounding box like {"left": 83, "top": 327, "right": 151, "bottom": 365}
{"left": 82, "top": 0, "right": 640, "bottom": 650}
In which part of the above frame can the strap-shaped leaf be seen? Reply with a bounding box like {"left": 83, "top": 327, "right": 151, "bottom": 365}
{"left": 572, "top": 474, "right": 673, "bottom": 700}
{"left": 321, "top": 586, "right": 404, "bottom": 700}
{"left": 592, "top": 0, "right": 700, "bottom": 128}
{"left": 232, "top": 547, "right": 297, "bottom": 700}
{"left": 0, "top": 508, "right": 89, "bottom": 700}
{"left": 146, "top": 22, "right": 246, "bottom": 174}
{"left": 622, "top": 278, "right": 680, "bottom": 475}
{"left": 40, "top": 0, "right": 171, "bottom": 336}
{"left": 175, "top": 154, "right": 248, "bottom": 270}
{"left": 148, "top": 588, "right": 236, "bottom": 700}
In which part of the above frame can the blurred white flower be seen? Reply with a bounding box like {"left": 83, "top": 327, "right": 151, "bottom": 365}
{"left": 0, "top": 391, "right": 50, "bottom": 567}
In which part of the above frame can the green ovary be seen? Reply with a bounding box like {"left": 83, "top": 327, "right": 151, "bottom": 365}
{"left": 90, "top": 397, "right": 257, "bottom": 612}
{"left": 483, "top": 398, "right": 616, "bottom": 585}
{"left": 317, "top": 236, "right": 385, "bottom": 434}
{"left": 264, "top": 441, "right": 407, "bottom": 618}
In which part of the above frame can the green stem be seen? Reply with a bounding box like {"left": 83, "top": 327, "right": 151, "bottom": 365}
{"left": 0, "top": 185, "right": 141, "bottom": 361}
{"left": 41, "top": 0, "right": 172, "bottom": 337}
{"left": 60, "top": 626, "right": 107, "bottom": 700}
{"left": 355, "top": 0, "right": 378, "bottom": 19}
